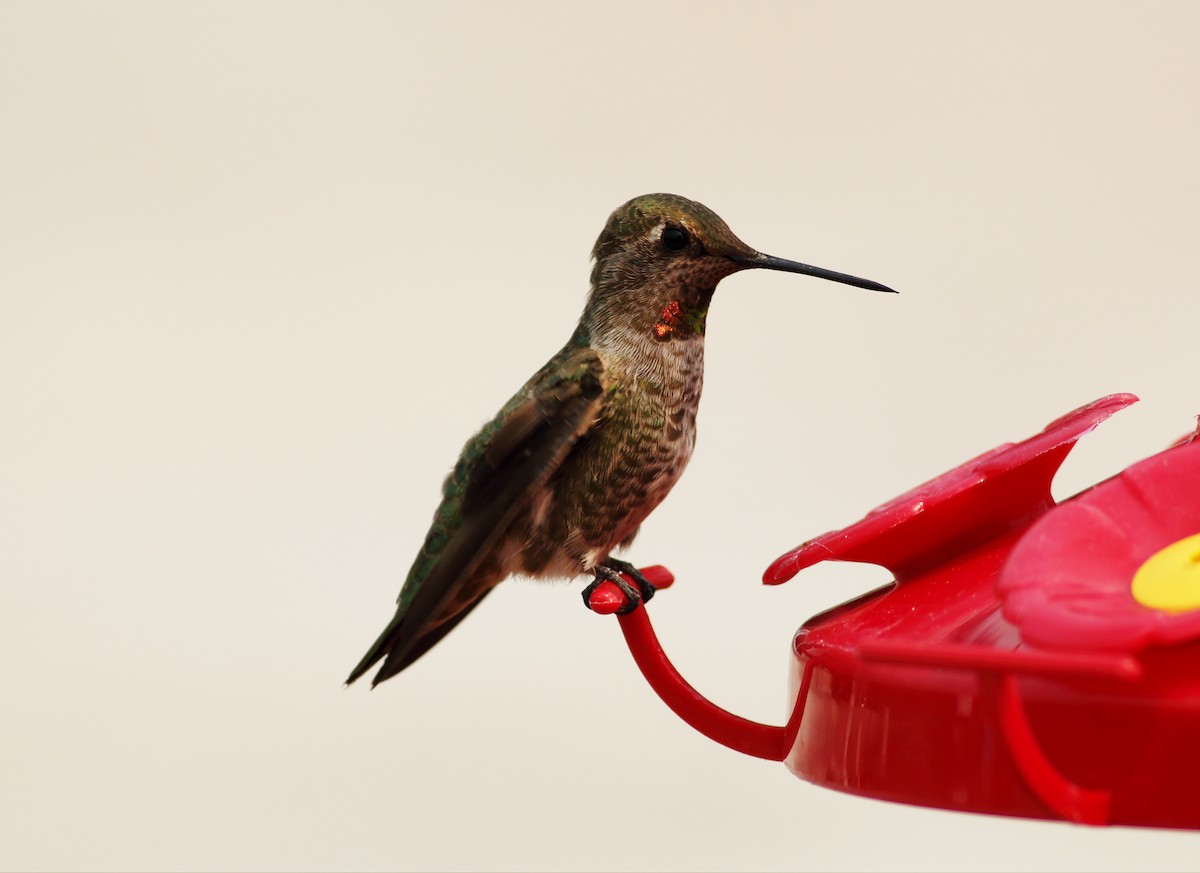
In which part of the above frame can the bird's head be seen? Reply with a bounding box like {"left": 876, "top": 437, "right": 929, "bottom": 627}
{"left": 585, "top": 193, "right": 894, "bottom": 342}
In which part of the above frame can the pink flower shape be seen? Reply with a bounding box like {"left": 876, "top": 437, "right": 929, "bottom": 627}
{"left": 998, "top": 437, "right": 1200, "bottom": 653}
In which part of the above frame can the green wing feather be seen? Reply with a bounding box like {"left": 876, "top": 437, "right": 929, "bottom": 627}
{"left": 346, "top": 348, "right": 605, "bottom": 686}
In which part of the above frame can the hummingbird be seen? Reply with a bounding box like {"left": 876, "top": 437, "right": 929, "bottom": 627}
{"left": 347, "top": 193, "right": 895, "bottom": 688}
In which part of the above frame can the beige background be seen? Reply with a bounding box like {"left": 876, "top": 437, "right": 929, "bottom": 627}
{"left": 3, "top": 2, "right": 1199, "bottom": 870}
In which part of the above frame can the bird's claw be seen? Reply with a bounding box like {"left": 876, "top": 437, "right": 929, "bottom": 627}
{"left": 582, "top": 561, "right": 658, "bottom": 614}
{"left": 602, "top": 558, "right": 656, "bottom": 605}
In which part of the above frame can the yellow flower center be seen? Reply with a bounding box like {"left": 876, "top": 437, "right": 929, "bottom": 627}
{"left": 1132, "top": 533, "right": 1200, "bottom": 613}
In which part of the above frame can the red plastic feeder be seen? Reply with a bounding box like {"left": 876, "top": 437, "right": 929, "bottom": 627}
{"left": 590, "top": 394, "right": 1200, "bottom": 828}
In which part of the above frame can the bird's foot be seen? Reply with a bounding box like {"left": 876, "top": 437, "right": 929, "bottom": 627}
{"left": 602, "top": 558, "right": 657, "bottom": 605}
{"left": 581, "top": 560, "right": 657, "bottom": 614}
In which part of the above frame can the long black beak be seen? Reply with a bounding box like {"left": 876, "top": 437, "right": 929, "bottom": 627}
{"left": 731, "top": 252, "right": 897, "bottom": 294}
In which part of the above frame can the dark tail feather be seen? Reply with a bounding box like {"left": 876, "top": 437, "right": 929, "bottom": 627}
{"left": 345, "top": 587, "right": 494, "bottom": 687}
{"left": 345, "top": 610, "right": 403, "bottom": 686}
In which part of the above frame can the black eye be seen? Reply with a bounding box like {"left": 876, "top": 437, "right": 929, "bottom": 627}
{"left": 661, "top": 226, "right": 689, "bottom": 251}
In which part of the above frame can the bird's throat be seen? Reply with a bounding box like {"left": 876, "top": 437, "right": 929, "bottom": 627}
{"left": 652, "top": 290, "right": 712, "bottom": 342}
{"left": 652, "top": 299, "right": 705, "bottom": 340}
{"left": 582, "top": 273, "right": 716, "bottom": 348}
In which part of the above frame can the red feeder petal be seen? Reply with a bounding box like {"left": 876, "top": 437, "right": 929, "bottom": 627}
{"left": 998, "top": 439, "right": 1200, "bottom": 652}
